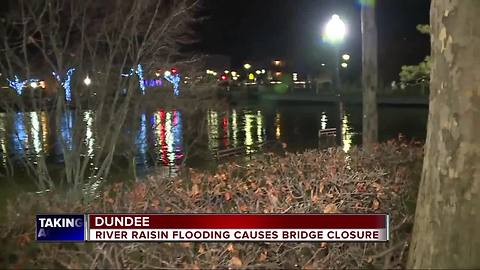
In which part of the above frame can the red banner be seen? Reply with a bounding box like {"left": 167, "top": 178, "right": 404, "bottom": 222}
{"left": 89, "top": 214, "right": 387, "bottom": 229}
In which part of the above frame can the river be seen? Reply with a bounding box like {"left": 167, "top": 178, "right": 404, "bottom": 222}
{"left": 0, "top": 101, "right": 428, "bottom": 200}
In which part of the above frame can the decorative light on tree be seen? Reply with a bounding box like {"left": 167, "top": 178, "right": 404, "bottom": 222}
{"left": 135, "top": 64, "right": 145, "bottom": 95}
{"left": 7, "top": 76, "right": 40, "bottom": 95}
{"left": 7, "top": 76, "right": 27, "bottom": 95}
{"left": 164, "top": 71, "right": 181, "bottom": 96}
{"left": 53, "top": 68, "right": 76, "bottom": 102}
{"left": 121, "top": 64, "right": 146, "bottom": 95}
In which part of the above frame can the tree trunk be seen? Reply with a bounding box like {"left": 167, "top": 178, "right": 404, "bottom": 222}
{"left": 408, "top": 0, "right": 480, "bottom": 268}
{"left": 361, "top": 5, "right": 379, "bottom": 146}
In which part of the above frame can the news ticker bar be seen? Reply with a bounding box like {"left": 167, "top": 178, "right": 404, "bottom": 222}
{"left": 36, "top": 214, "right": 389, "bottom": 242}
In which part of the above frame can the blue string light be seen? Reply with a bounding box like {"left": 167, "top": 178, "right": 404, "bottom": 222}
{"left": 7, "top": 76, "right": 40, "bottom": 95}
{"left": 164, "top": 73, "right": 181, "bottom": 96}
{"left": 7, "top": 76, "right": 26, "bottom": 95}
{"left": 121, "top": 64, "right": 146, "bottom": 95}
{"left": 135, "top": 64, "right": 145, "bottom": 95}
{"left": 53, "top": 68, "right": 76, "bottom": 102}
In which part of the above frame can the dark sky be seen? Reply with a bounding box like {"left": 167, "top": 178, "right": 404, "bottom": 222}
{"left": 192, "top": 0, "right": 431, "bottom": 83}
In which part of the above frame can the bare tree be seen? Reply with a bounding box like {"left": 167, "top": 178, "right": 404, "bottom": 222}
{"left": 0, "top": 0, "right": 212, "bottom": 193}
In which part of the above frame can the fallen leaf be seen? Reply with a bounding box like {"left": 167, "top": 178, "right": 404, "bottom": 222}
{"left": 191, "top": 184, "right": 200, "bottom": 197}
{"left": 319, "top": 182, "right": 325, "bottom": 193}
{"left": 238, "top": 203, "right": 248, "bottom": 212}
{"left": 372, "top": 199, "right": 380, "bottom": 210}
{"left": 323, "top": 203, "right": 337, "bottom": 214}
{"left": 229, "top": 256, "right": 242, "bottom": 267}
{"left": 258, "top": 252, "right": 268, "bottom": 262}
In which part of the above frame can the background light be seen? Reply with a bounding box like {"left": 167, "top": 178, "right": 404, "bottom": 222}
{"left": 30, "top": 82, "right": 38, "bottom": 88}
{"left": 255, "top": 70, "right": 261, "bottom": 75}
{"left": 261, "top": 69, "right": 266, "bottom": 74}
{"left": 83, "top": 76, "right": 92, "bottom": 86}
{"left": 164, "top": 70, "right": 171, "bottom": 77}
{"left": 248, "top": 73, "right": 255, "bottom": 80}
{"left": 224, "top": 70, "right": 229, "bottom": 74}
{"left": 244, "top": 63, "right": 251, "bottom": 69}
{"left": 341, "top": 63, "right": 348, "bottom": 68}
{"left": 231, "top": 71, "right": 237, "bottom": 76}
{"left": 342, "top": 54, "right": 351, "bottom": 61}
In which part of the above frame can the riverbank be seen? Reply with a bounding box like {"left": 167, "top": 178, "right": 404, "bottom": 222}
{"left": 223, "top": 86, "right": 429, "bottom": 106}
{"left": 1, "top": 139, "right": 423, "bottom": 269}
{"left": 259, "top": 93, "right": 429, "bottom": 106}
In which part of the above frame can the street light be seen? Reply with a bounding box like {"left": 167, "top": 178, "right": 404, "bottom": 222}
{"left": 323, "top": 14, "right": 346, "bottom": 94}
{"left": 323, "top": 14, "right": 346, "bottom": 45}
{"left": 341, "top": 63, "right": 348, "bottom": 68}
{"left": 342, "top": 54, "right": 350, "bottom": 61}
{"left": 83, "top": 75, "right": 92, "bottom": 86}
{"left": 243, "top": 63, "right": 251, "bottom": 70}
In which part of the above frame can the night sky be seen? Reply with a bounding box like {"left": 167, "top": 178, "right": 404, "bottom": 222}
{"left": 192, "top": 0, "right": 431, "bottom": 84}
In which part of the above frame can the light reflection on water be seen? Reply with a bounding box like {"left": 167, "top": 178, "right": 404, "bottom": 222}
{"left": 0, "top": 104, "right": 429, "bottom": 177}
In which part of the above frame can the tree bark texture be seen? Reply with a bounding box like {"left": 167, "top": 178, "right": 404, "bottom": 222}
{"left": 361, "top": 5, "right": 379, "bottom": 146}
{"left": 408, "top": 0, "right": 480, "bottom": 268}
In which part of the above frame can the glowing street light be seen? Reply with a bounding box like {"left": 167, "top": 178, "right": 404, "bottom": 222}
{"left": 323, "top": 14, "right": 346, "bottom": 93}
{"left": 341, "top": 63, "right": 348, "bottom": 68}
{"left": 83, "top": 75, "right": 92, "bottom": 86}
{"left": 255, "top": 70, "right": 261, "bottom": 75}
{"left": 243, "top": 63, "right": 251, "bottom": 70}
{"left": 261, "top": 69, "right": 266, "bottom": 74}
{"left": 342, "top": 54, "right": 350, "bottom": 61}
{"left": 323, "top": 14, "right": 346, "bottom": 45}
{"left": 224, "top": 70, "right": 230, "bottom": 74}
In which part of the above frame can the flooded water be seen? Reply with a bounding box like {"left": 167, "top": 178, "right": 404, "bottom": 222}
{"left": 0, "top": 101, "right": 428, "bottom": 197}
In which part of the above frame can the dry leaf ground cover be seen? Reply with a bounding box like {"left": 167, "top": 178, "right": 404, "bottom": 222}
{"left": 0, "top": 139, "right": 423, "bottom": 269}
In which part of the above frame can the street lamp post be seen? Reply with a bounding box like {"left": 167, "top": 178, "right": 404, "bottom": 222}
{"left": 323, "top": 14, "right": 346, "bottom": 94}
